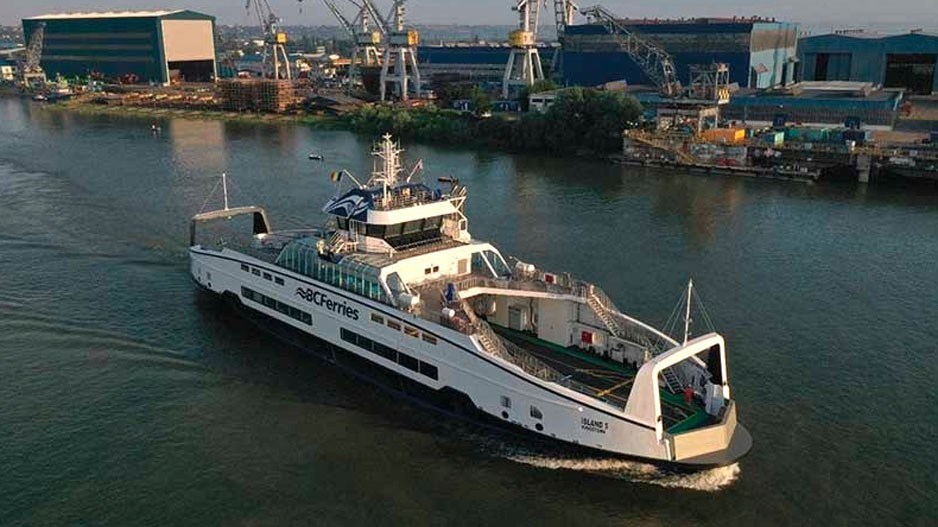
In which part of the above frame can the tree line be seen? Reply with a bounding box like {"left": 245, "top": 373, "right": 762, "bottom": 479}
{"left": 343, "top": 87, "right": 642, "bottom": 155}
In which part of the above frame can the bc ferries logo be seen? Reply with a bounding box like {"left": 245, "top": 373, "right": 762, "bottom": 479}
{"left": 295, "top": 287, "right": 360, "bottom": 320}
{"left": 581, "top": 417, "right": 608, "bottom": 434}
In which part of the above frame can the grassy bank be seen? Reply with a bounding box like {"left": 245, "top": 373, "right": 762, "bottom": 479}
{"left": 43, "top": 99, "right": 344, "bottom": 128}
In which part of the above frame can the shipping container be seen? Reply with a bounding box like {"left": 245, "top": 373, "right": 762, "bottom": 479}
{"left": 702, "top": 128, "right": 746, "bottom": 144}
{"left": 761, "top": 131, "right": 785, "bottom": 146}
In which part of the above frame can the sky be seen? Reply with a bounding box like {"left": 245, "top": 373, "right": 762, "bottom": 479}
{"left": 2, "top": 0, "right": 936, "bottom": 33}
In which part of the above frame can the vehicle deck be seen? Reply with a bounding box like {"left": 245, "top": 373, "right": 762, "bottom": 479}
{"left": 492, "top": 326, "right": 714, "bottom": 433}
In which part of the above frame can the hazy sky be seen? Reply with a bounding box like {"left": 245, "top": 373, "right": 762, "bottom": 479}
{"left": 2, "top": 0, "right": 936, "bottom": 32}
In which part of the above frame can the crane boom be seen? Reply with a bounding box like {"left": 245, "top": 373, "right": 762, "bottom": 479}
{"left": 580, "top": 4, "right": 681, "bottom": 97}
{"left": 321, "top": 0, "right": 356, "bottom": 36}
{"left": 360, "top": 0, "right": 390, "bottom": 37}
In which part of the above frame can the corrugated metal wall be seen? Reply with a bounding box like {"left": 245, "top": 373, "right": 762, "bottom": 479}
{"left": 23, "top": 16, "right": 164, "bottom": 82}
{"left": 799, "top": 33, "right": 938, "bottom": 93}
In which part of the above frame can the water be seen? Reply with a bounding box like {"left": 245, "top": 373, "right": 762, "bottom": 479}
{"left": 1, "top": 97, "right": 936, "bottom": 525}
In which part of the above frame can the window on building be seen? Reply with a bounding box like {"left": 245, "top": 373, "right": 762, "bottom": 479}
{"left": 387, "top": 320, "right": 401, "bottom": 331}
{"left": 371, "top": 313, "right": 384, "bottom": 324}
{"left": 274, "top": 277, "right": 284, "bottom": 285}
{"left": 421, "top": 334, "right": 437, "bottom": 345}
{"left": 404, "top": 326, "right": 419, "bottom": 338}
{"left": 500, "top": 396, "right": 511, "bottom": 409}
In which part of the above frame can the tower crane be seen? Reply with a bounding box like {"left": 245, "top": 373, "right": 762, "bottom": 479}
{"left": 375, "top": 0, "right": 421, "bottom": 101}
{"left": 19, "top": 21, "right": 47, "bottom": 88}
{"left": 245, "top": 0, "right": 292, "bottom": 80}
{"left": 579, "top": 5, "right": 680, "bottom": 97}
{"left": 320, "top": 0, "right": 382, "bottom": 87}
{"left": 502, "top": 0, "right": 546, "bottom": 99}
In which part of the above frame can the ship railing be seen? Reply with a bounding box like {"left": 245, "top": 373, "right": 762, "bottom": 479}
{"left": 371, "top": 189, "right": 441, "bottom": 211}
{"left": 444, "top": 273, "right": 675, "bottom": 354}
{"left": 415, "top": 291, "right": 627, "bottom": 411}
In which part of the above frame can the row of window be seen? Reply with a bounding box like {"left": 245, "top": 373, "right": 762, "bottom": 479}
{"left": 242, "top": 287, "right": 312, "bottom": 325}
{"left": 340, "top": 328, "right": 439, "bottom": 381}
{"left": 276, "top": 242, "right": 389, "bottom": 304}
{"left": 241, "top": 263, "right": 285, "bottom": 285}
{"left": 369, "top": 312, "right": 437, "bottom": 344}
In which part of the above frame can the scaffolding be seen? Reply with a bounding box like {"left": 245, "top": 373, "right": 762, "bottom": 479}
{"left": 218, "top": 78, "right": 298, "bottom": 113}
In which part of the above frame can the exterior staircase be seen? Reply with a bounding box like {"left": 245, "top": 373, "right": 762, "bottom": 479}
{"left": 661, "top": 366, "right": 684, "bottom": 394}
{"left": 586, "top": 291, "right": 625, "bottom": 339}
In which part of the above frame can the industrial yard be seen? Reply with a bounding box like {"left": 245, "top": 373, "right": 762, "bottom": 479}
{"left": 1, "top": 1, "right": 937, "bottom": 184}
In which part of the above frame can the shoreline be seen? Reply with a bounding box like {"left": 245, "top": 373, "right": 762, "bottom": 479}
{"left": 37, "top": 97, "right": 345, "bottom": 128}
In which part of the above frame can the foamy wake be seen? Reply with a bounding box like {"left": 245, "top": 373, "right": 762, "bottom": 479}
{"left": 504, "top": 452, "right": 740, "bottom": 491}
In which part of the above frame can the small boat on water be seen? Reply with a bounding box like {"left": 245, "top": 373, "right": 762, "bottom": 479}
{"left": 308, "top": 153, "right": 324, "bottom": 161}
{"left": 189, "top": 134, "right": 751, "bottom": 469}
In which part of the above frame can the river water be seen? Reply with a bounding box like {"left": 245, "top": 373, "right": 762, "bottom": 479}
{"left": 1, "top": 97, "right": 936, "bottom": 525}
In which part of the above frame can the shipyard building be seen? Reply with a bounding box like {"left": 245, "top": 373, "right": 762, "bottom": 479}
{"left": 22, "top": 10, "right": 217, "bottom": 84}
{"left": 798, "top": 31, "right": 938, "bottom": 95}
{"left": 562, "top": 18, "right": 798, "bottom": 89}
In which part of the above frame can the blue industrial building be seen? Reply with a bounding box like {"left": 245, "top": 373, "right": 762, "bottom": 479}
{"left": 561, "top": 18, "right": 799, "bottom": 89}
{"left": 418, "top": 45, "right": 513, "bottom": 82}
{"left": 799, "top": 31, "right": 938, "bottom": 94}
{"left": 22, "top": 10, "right": 217, "bottom": 84}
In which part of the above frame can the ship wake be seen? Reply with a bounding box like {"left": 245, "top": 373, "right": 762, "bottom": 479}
{"left": 500, "top": 447, "right": 740, "bottom": 491}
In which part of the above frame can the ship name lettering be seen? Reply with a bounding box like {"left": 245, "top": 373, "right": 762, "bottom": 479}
{"left": 295, "top": 287, "right": 360, "bottom": 320}
{"left": 580, "top": 417, "right": 608, "bottom": 434}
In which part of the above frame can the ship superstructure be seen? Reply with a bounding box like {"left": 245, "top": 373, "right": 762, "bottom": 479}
{"left": 189, "top": 134, "right": 751, "bottom": 468}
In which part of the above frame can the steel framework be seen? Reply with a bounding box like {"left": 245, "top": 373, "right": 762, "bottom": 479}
{"left": 580, "top": 5, "right": 681, "bottom": 97}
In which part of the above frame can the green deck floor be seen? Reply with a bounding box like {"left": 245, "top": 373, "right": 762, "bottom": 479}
{"left": 492, "top": 325, "right": 712, "bottom": 433}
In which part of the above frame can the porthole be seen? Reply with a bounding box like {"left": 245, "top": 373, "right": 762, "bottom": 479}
{"left": 535, "top": 423, "right": 544, "bottom": 432}
{"left": 501, "top": 411, "right": 509, "bottom": 419}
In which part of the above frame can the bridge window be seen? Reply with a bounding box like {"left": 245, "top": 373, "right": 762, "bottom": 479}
{"left": 500, "top": 396, "right": 512, "bottom": 409}
{"left": 530, "top": 406, "right": 543, "bottom": 420}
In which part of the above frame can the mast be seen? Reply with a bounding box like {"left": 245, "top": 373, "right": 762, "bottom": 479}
{"left": 222, "top": 172, "right": 230, "bottom": 211}
{"left": 371, "top": 133, "right": 402, "bottom": 202}
{"left": 682, "top": 278, "right": 693, "bottom": 345}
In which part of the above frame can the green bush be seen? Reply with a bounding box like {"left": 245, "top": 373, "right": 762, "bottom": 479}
{"left": 341, "top": 89, "right": 641, "bottom": 155}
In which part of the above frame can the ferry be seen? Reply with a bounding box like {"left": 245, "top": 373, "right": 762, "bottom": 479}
{"left": 189, "top": 135, "right": 752, "bottom": 469}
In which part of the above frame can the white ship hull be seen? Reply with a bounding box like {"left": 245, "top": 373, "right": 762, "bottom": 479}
{"left": 190, "top": 247, "right": 750, "bottom": 468}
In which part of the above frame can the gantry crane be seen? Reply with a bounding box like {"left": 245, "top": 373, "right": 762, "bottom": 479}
{"left": 19, "top": 21, "right": 47, "bottom": 88}
{"left": 246, "top": 0, "right": 292, "bottom": 79}
{"left": 502, "top": 0, "right": 546, "bottom": 99}
{"left": 372, "top": 0, "right": 421, "bottom": 101}
{"left": 321, "top": 0, "right": 382, "bottom": 87}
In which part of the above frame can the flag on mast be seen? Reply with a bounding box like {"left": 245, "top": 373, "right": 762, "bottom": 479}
{"left": 330, "top": 170, "right": 342, "bottom": 182}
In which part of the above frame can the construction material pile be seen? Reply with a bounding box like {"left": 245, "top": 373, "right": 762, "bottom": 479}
{"left": 218, "top": 79, "right": 298, "bottom": 113}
